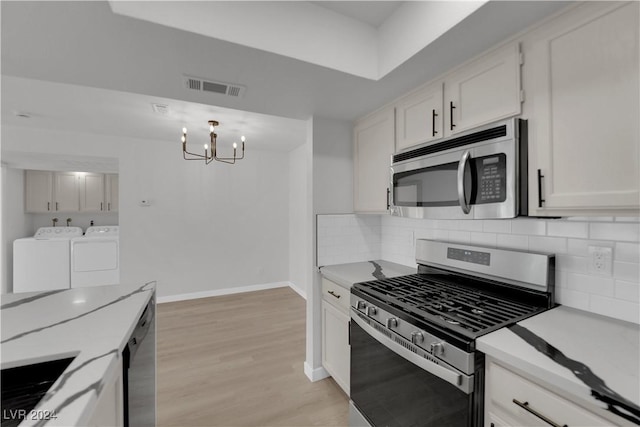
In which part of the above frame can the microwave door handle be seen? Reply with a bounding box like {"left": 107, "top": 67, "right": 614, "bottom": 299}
{"left": 457, "top": 150, "right": 472, "bottom": 214}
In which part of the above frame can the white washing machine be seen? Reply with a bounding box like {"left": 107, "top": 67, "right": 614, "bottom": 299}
{"left": 13, "top": 227, "right": 84, "bottom": 293}
{"left": 71, "top": 226, "right": 120, "bottom": 288}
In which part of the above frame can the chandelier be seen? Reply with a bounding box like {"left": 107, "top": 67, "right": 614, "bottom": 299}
{"left": 181, "top": 120, "right": 245, "bottom": 164}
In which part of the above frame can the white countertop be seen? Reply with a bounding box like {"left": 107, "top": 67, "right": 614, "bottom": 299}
{"left": 477, "top": 305, "right": 640, "bottom": 424}
{"left": 320, "top": 260, "right": 416, "bottom": 288}
{"left": 1, "top": 282, "right": 155, "bottom": 427}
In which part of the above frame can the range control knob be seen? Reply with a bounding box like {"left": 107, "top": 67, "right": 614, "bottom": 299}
{"left": 386, "top": 318, "right": 398, "bottom": 329}
{"left": 430, "top": 342, "right": 445, "bottom": 356}
{"left": 356, "top": 300, "right": 367, "bottom": 310}
{"left": 410, "top": 331, "right": 424, "bottom": 344}
{"left": 365, "top": 306, "right": 378, "bottom": 317}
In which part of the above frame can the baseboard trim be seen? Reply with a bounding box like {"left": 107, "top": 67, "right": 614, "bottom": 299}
{"left": 304, "top": 362, "right": 330, "bottom": 382}
{"left": 157, "top": 281, "right": 294, "bottom": 304}
{"left": 288, "top": 281, "right": 307, "bottom": 300}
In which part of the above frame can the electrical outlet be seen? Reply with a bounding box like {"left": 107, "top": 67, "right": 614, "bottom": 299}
{"left": 588, "top": 246, "right": 613, "bottom": 275}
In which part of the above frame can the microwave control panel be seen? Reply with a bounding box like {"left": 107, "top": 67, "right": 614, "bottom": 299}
{"left": 476, "top": 154, "right": 507, "bottom": 204}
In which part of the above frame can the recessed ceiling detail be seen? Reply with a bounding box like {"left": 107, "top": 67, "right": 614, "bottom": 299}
{"left": 108, "top": 1, "right": 487, "bottom": 80}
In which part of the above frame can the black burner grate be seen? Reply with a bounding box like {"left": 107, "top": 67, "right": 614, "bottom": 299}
{"left": 354, "top": 274, "right": 545, "bottom": 338}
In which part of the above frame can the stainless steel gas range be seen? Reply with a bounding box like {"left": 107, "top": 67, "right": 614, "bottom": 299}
{"left": 349, "top": 239, "right": 555, "bottom": 427}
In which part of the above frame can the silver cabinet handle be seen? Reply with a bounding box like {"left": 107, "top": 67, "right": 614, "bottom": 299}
{"left": 457, "top": 150, "right": 471, "bottom": 214}
{"left": 100, "top": 202, "right": 103, "bottom": 211}
{"left": 108, "top": 202, "right": 111, "bottom": 211}
{"left": 55, "top": 202, "right": 59, "bottom": 211}
{"left": 47, "top": 202, "right": 50, "bottom": 211}
{"left": 512, "top": 399, "right": 567, "bottom": 427}
{"left": 351, "top": 310, "right": 470, "bottom": 394}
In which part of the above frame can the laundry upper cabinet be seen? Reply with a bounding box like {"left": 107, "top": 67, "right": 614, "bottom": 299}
{"left": 353, "top": 106, "right": 395, "bottom": 213}
{"left": 54, "top": 172, "right": 81, "bottom": 212}
{"left": 395, "top": 82, "right": 444, "bottom": 151}
{"left": 25, "top": 170, "right": 54, "bottom": 213}
{"left": 79, "top": 173, "right": 105, "bottom": 212}
{"left": 444, "top": 42, "right": 522, "bottom": 137}
{"left": 105, "top": 174, "right": 119, "bottom": 212}
{"left": 525, "top": 1, "right": 639, "bottom": 215}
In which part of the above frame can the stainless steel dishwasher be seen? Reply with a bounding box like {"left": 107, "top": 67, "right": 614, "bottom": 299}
{"left": 123, "top": 297, "right": 156, "bottom": 427}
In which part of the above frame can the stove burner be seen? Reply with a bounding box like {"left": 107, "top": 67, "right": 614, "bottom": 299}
{"left": 354, "top": 273, "right": 547, "bottom": 337}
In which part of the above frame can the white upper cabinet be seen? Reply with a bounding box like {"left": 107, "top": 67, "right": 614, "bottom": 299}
{"left": 25, "top": 170, "right": 118, "bottom": 214}
{"left": 525, "top": 1, "right": 639, "bottom": 215}
{"left": 444, "top": 42, "right": 522, "bottom": 137}
{"left": 80, "top": 173, "right": 105, "bottom": 212}
{"left": 395, "top": 82, "right": 444, "bottom": 151}
{"left": 354, "top": 107, "right": 395, "bottom": 213}
{"left": 54, "top": 172, "right": 80, "bottom": 212}
{"left": 25, "top": 170, "right": 53, "bottom": 213}
{"left": 105, "top": 174, "right": 119, "bottom": 212}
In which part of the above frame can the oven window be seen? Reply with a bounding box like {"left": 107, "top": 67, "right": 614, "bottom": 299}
{"left": 351, "top": 320, "right": 476, "bottom": 427}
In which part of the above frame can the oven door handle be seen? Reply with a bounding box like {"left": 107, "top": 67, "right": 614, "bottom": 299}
{"left": 351, "top": 311, "right": 472, "bottom": 394}
{"left": 457, "top": 150, "right": 472, "bottom": 214}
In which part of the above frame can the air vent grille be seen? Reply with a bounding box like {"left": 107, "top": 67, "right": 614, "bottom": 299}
{"left": 393, "top": 125, "right": 507, "bottom": 163}
{"left": 184, "top": 75, "right": 246, "bottom": 98}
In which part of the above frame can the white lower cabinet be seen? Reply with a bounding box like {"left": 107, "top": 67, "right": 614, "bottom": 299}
{"left": 321, "top": 278, "right": 350, "bottom": 395}
{"left": 485, "top": 359, "right": 612, "bottom": 427}
{"left": 87, "top": 358, "right": 123, "bottom": 427}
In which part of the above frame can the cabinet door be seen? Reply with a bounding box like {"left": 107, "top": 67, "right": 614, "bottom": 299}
{"left": 25, "top": 170, "right": 53, "bottom": 213}
{"left": 395, "top": 82, "right": 444, "bottom": 151}
{"left": 354, "top": 107, "right": 394, "bottom": 213}
{"left": 53, "top": 172, "right": 79, "bottom": 212}
{"left": 321, "top": 300, "right": 350, "bottom": 395}
{"left": 106, "top": 174, "right": 119, "bottom": 212}
{"left": 444, "top": 42, "right": 522, "bottom": 136}
{"left": 528, "top": 2, "right": 639, "bottom": 214}
{"left": 80, "top": 173, "right": 105, "bottom": 212}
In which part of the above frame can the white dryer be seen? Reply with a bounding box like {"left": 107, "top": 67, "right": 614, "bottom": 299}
{"left": 71, "top": 226, "right": 120, "bottom": 288}
{"left": 13, "top": 227, "right": 84, "bottom": 293}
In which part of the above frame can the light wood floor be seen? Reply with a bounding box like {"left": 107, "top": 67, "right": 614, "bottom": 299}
{"left": 157, "top": 287, "right": 349, "bottom": 427}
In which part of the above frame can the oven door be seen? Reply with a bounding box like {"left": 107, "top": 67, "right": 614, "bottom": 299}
{"left": 350, "top": 311, "right": 480, "bottom": 427}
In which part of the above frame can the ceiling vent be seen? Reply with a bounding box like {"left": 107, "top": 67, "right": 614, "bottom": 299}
{"left": 183, "top": 75, "right": 246, "bottom": 98}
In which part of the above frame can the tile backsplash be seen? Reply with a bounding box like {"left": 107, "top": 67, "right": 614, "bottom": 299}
{"left": 317, "top": 214, "right": 640, "bottom": 324}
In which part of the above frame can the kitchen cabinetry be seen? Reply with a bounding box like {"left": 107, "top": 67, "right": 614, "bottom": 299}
{"left": 444, "top": 42, "right": 522, "bottom": 137}
{"left": 87, "top": 358, "right": 123, "bottom": 427}
{"left": 353, "top": 107, "right": 394, "bottom": 213}
{"left": 105, "top": 174, "right": 119, "bottom": 212}
{"left": 321, "top": 278, "right": 350, "bottom": 395}
{"left": 25, "top": 170, "right": 53, "bottom": 213}
{"left": 25, "top": 170, "right": 119, "bottom": 213}
{"left": 394, "top": 42, "right": 522, "bottom": 152}
{"left": 526, "top": 1, "right": 640, "bottom": 215}
{"left": 395, "top": 82, "right": 443, "bottom": 151}
{"left": 485, "top": 359, "right": 611, "bottom": 427}
{"left": 80, "top": 173, "right": 105, "bottom": 212}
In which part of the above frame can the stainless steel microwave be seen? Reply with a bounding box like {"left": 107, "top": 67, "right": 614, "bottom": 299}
{"left": 390, "top": 118, "right": 527, "bottom": 219}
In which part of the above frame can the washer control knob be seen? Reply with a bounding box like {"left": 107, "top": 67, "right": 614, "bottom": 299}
{"left": 411, "top": 331, "right": 424, "bottom": 344}
{"left": 365, "top": 306, "right": 378, "bottom": 317}
{"left": 386, "top": 318, "right": 398, "bottom": 329}
{"left": 356, "top": 300, "right": 367, "bottom": 310}
{"left": 431, "top": 342, "right": 445, "bottom": 356}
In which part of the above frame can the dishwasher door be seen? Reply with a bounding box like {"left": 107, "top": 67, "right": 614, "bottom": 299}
{"left": 123, "top": 297, "right": 156, "bottom": 427}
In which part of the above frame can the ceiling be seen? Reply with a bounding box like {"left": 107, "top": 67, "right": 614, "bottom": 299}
{"left": 0, "top": 1, "right": 571, "bottom": 171}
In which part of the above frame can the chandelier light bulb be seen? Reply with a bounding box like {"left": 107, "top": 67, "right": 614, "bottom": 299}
{"left": 233, "top": 142, "right": 238, "bottom": 149}
{"left": 209, "top": 124, "right": 214, "bottom": 133}
{"left": 204, "top": 144, "right": 209, "bottom": 150}
{"left": 182, "top": 127, "right": 187, "bottom": 134}
{"left": 241, "top": 136, "right": 246, "bottom": 143}
{"left": 181, "top": 135, "right": 186, "bottom": 143}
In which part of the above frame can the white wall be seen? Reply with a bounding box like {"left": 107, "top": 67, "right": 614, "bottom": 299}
{"left": 289, "top": 142, "right": 311, "bottom": 298}
{"left": 1, "top": 167, "right": 33, "bottom": 293}
{"left": 118, "top": 135, "right": 292, "bottom": 298}
{"left": 305, "top": 116, "right": 354, "bottom": 381}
